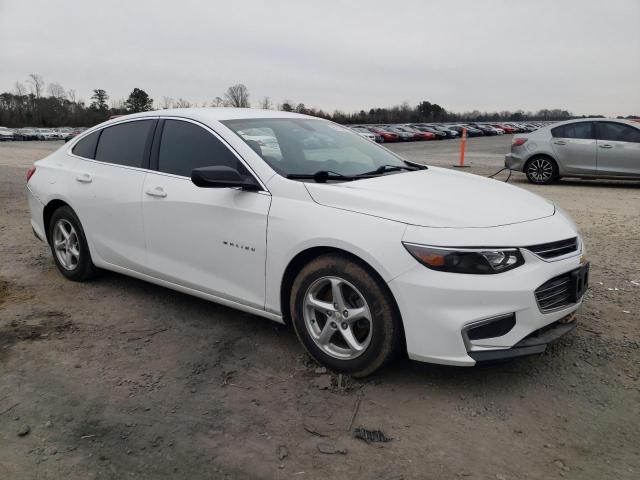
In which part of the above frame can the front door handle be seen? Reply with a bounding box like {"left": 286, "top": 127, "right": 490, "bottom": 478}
{"left": 75, "top": 173, "right": 92, "bottom": 183}
{"left": 145, "top": 186, "right": 167, "bottom": 198}
{"left": 599, "top": 144, "right": 613, "bottom": 149}
{"left": 553, "top": 140, "right": 567, "bottom": 145}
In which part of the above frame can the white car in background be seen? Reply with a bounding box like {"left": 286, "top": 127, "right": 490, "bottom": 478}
{"left": 0, "top": 126, "right": 16, "bottom": 141}
{"left": 350, "top": 126, "right": 377, "bottom": 142}
{"left": 26, "top": 108, "right": 587, "bottom": 376}
{"left": 36, "top": 128, "right": 58, "bottom": 140}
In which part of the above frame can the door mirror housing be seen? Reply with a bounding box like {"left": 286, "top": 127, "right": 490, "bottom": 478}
{"left": 191, "top": 166, "right": 261, "bottom": 191}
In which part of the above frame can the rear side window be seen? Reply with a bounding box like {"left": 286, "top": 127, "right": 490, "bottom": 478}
{"left": 551, "top": 122, "right": 594, "bottom": 140}
{"left": 158, "top": 120, "right": 246, "bottom": 177}
{"left": 95, "top": 120, "right": 155, "bottom": 168}
{"left": 72, "top": 130, "right": 100, "bottom": 159}
{"left": 597, "top": 122, "right": 640, "bottom": 143}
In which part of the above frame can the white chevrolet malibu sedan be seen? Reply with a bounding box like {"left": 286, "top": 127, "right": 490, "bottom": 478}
{"left": 26, "top": 108, "right": 589, "bottom": 376}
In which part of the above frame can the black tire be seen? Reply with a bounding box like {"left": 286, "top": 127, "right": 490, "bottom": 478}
{"left": 48, "top": 206, "right": 98, "bottom": 282}
{"left": 290, "top": 253, "right": 402, "bottom": 377}
{"left": 525, "top": 156, "right": 559, "bottom": 185}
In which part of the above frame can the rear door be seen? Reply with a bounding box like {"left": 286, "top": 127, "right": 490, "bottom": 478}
{"left": 550, "top": 122, "right": 597, "bottom": 174}
{"left": 69, "top": 119, "right": 156, "bottom": 270}
{"left": 141, "top": 118, "right": 271, "bottom": 309}
{"left": 595, "top": 121, "right": 640, "bottom": 177}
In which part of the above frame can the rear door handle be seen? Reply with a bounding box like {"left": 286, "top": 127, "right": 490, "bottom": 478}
{"left": 553, "top": 140, "right": 567, "bottom": 145}
{"left": 75, "top": 173, "right": 92, "bottom": 183}
{"left": 145, "top": 186, "right": 167, "bottom": 198}
{"left": 599, "top": 144, "right": 613, "bottom": 149}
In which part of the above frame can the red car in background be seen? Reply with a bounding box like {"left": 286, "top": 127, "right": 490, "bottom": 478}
{"left": 365, "top": 126, "right": 399, "bottom": 142}
{"left": 396, "top": 125, "right": 436, "bottom": 141}
{"left": 493, "top": 124, "right": 516, "bottom": 134}
{"left": 410, "top": 128, "right": 436, "bottom": 141}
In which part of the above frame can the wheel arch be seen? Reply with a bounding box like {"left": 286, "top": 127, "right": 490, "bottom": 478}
{"left": 43, "top": 199, "right": 73, "bottom": 243}
{"left": 279, "top": 246, "right": 405, "bottom": 344}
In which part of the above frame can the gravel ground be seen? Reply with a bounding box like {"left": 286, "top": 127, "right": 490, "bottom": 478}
{"left": 0, "top": 138, "right": 639, "bottom": 480}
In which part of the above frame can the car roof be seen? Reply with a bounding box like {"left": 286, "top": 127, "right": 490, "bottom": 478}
{"left": 110, "top": 107, "right": 317, "bottom": 124}
{"left": 549, "top": 118, "right": 639, "bottom": 128}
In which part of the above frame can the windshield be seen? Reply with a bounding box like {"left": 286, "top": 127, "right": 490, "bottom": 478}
{"left": 222, "top": 118, "right": 408, "bottom": 178}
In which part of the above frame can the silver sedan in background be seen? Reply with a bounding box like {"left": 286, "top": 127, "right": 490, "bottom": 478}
{"left": 505, "top": 118, "right": 640, "bottom": 184}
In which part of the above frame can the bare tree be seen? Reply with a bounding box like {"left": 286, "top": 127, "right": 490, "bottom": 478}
{"left": 14, "top": 81, "right": 27, "bottom": 96}
{"left": 48, "top": 82, "right": 66, "bottom": 100}
{"left": 223, "top": 84, "right": 250, "bottom": 108}
{"left": 111, "top": 98, "right": 126, "bottom": 110}
{"left": 28, "top": 73, "right": 44, "bottom": 98}
{"left": 161, "top": 96, "right": 174, "bottom": 109}
{"left": 174, "top": 98, "right": 191, "bottom": 108}
{"left": 260, "top": 96, "right": 272, "bottom": 110}
{"left": 67, "top": 89, "right": 77, "bottom": 103}
{"left": 211, "top": 96, "right": 225, "bottom": 107}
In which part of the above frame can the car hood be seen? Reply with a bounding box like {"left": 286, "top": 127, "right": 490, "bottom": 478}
{"left": 304, "top": 167, "right": 555, "bottom": 228}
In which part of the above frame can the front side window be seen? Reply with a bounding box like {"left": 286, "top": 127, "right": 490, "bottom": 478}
{"left": 95, "top": 120, "right": 155, "bottom": 168}
{"left": 158, "top": 120, "right": 247, "bottom": 177}
{"left": 222, "top": 118, "right": 408, "bottom": 177}
{"left": 551, "top": 122, "right": 594, "bottom": 140}
{"left": 597, "top": 122, "right": 640, "bottom": 143}
{"left": 72, "top": 130, "right": 100, "bottom": 159}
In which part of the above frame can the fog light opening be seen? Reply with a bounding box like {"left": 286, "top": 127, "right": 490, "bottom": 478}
{"left": 464, "top": 313, "right": 516, "bottom": 343}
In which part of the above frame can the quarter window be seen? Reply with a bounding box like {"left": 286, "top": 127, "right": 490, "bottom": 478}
{"left": 71, "top": 130, "right": 100, "bottom": 159}
{"left": 158, "top": 120, "right": 247, "bottom": 177}
{"left": 597, "top": 122, "right": 640, "bottom": 143}
{"left": 95, "top": 120, "right": 155, "bottom": 168}
{"left": 551, "top": 122, "right": 594, "bottom": 140}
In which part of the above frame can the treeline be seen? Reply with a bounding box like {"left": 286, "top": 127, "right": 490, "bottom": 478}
{"left": 1, "top": 75, "right": 637, "bottom": 128}
{"left": 0, "top": 74, "right": 154, "bottom": 128}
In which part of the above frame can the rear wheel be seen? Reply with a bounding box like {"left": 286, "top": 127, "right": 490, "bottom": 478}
{"left": 290, "top": 254, "right": 401, "bottom": 377}
{"left": 525, "top": 156, "right": 558, "bottom": 185}
{"left": 48, "top": 206, "right": 98, "bottom": 281}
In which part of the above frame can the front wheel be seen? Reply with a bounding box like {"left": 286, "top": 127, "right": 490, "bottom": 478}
{"left": 290, "top": 254, "right": 402, "bottom": 377}
{"left": 525, "top": 156, "right": 558, "bottom": 184}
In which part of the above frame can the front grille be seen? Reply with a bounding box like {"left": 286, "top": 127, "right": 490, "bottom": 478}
{"left": 527, "top": 237, "right": 578, "bottom": 260}
{"left": 535, "top": 272, "right": 575, "bottom": 312}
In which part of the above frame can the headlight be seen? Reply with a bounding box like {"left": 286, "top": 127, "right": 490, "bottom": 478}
{"left": 402, "top": 243, "right": 524, "bottom": 274}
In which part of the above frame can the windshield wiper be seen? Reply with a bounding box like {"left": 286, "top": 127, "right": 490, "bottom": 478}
{"left": 286, "top": 170, "right": 376, "bottom": 183}
{"left": 355, "top": 164, "right": 420, "bottom": 177}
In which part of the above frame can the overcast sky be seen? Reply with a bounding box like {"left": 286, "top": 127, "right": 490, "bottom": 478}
{"left": 1, "top": 0, "right": 639, "bottom": 116}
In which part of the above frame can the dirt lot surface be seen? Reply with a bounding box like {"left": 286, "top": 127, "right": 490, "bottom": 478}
{"left": 1, "top": 138, "right": 639, "bottom": 479}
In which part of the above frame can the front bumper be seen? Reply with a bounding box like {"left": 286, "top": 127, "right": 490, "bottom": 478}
{"left": 505, "top": 153, "right": 526, "bottom": 171}
{"left": 388, "top": 243, "right": 585, "bottom": 366}
{"left": 468, "top": 316, "right": 576, "bottom": 363}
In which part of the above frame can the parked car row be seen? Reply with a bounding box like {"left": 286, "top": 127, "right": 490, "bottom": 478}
{"left": 0, "top": 126, "right": 88, "bottom": 141}
{"left": 349, "top": 122, "right": 551, "bottom": 142}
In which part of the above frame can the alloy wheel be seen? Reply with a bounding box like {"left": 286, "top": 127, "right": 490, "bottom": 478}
{"left": 53, "top": 219, "right": 80, "bottom": 270}
{"left": 527, "top": 158, "right": 554, "bottom": 183}
{"left": 303, "top": 276, "right": 373, "bottom": 360}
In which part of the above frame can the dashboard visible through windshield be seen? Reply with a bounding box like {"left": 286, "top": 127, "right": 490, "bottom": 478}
{"left": 222, "top": 118, "right": 415, "bottom": 180}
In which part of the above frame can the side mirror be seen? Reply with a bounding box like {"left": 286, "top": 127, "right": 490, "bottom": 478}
{"left": 191, "top": 166, "right": 261, "bottom": 191}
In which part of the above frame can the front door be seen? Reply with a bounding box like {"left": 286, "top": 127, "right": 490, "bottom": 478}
{"left": 142, "top": 118, "right": 271, "bottom": 309}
